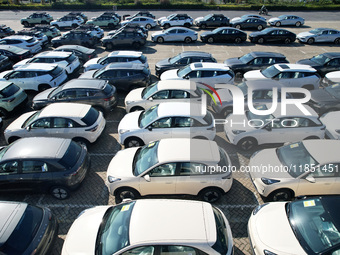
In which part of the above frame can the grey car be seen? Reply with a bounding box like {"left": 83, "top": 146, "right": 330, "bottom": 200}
{"left": 101, "top": 30, "right": 147, "bottom": 50}
{"left": 53, "top": 45, "right": 97, "bottom": 64}
{"left": 32, "top": 78, "right": 117, "bottom": 113}
{"left": 268, "top": 15, "right": 305, "bottom": 27}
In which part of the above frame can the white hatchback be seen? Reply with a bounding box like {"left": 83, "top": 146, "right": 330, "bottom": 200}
{"left": 4, "top": 102, "right": 105, "bottom": 144}
{"left": 0, "top": 35, "right": 42, "bottom": 54}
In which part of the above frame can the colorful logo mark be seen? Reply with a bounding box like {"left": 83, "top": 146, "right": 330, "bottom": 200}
{"left": 198, "top": 82, "right": 222, "bottom": 106}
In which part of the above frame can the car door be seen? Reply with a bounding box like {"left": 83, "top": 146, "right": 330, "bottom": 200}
{"left": 143, "top": 117, "right": 173, "bottom": 143}
{"left": 171, "top": 116, "right": 193, "bottom": 139}
{"left": 0, "top": 160, "right": 21, "bottom": 191}
{"left": 139, "top": 162, "right": 177, "bottom": 195}
{"left": 97, "top": 69, "right": 117, "bottom": 87}
{"left": 166, "top": 29, "right": 178, "bottom": 42}
{"left": 54, "top": 89, "right": 76, "bottom": 103}
{"left": 50, "top": 117, "right": 79, "bottom": 139}
{"left": 318, "top": 30, "right": 330, "bottom": 42}
{"left": 329, "top": 30, "right": 340, "bottom": 43}
{"left": 160, "top": 245, "right": 204, "bottom": 255}
{"left": 27, "top": 117, "right": 52, "bottom": 137}
{"left": 177, "top": 29, "right": 188, "bottom": 41}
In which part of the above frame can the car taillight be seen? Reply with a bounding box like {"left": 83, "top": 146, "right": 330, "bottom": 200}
{"left": 85, "top": 125, "right": 98, "bottom": 132}
{"left": 52, "top": 32, "right": 56, "bottom": 35}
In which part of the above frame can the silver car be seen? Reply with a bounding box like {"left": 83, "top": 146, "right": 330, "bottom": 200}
{"left": 120, "top": 17, "right": 157, "bottom": 30}
{"left": 151, "top": 27, "right": 198, "bottom": 44}
{"left": 268, "top": 15, "right": 305, "bottom": 27}
{"left": 297, "top": 28, "right": 340, "bottom": 45}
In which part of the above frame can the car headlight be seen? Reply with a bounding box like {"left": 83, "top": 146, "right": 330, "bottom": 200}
{"left": 119, "top": 129, "right": 130, "bottom": 134}
{"left": 261, "top": 177, "right": 280, "bottom": 185}
{"left": 125, "top": 100, "right": 135, "bottom": 105}
{"left": 232, "top": 130, "right": 246, "bottom": 135}
{"left": 264, "top": 250, "right": 278, "bottom": 255}
{"left": 108, "top": 176, "right": 121, "bottom": 183}
{"left": 252, "top": 203, "right": 268, "bottom": 215}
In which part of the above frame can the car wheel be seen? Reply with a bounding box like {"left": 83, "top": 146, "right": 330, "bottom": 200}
{"left": 38, "top": 84, "right": 51, "bottom": 92}
{"left": 207, "top": 37, "right": 214, "bottom": 43}
{"left": 275, "top": 21, "right": 281, "bottom": 27}
{"left": 23, "top": 21, "right": 29, "bottom": 27}
{"left": 115, "top": 188, "right": 140, "bottom": 204}
{"left": 124, "top": 137, "right": 144, "bottom": 148}
{"left": 234, "top": 37, "right": 242, "bottom": 44}
{"left": 199, "top": 188, "right": 223, "bottom": 203}
{"left": 284, "top": 38, "right": 291, "bottom": 44}
{"left": 132, "top": 42, "right": 141, "bottom": 49}
{"left": 257, "top": 37, "right": 264, "bottom": 44}
{"left": 8, "top": 136, "right": 20, "bottom": 144}
{"left": 108, "top": 23, "right": 115, "bottom": 29}
{"left": 71, "top": 23, "right": 78, "bottom": 28}
{"left": 145, "top": 24, "right": 152, "bottom": 30}
{"left": 257, "top": 24, "right": 263, "bottom": 30}
{"left": 235, "top": 24, "right": 241, "bottom": 30}
{"left": 184, "top": 37, "right": 192, "bottom": 43}
{"left": 334, "top": 38, "right": 340, "bottom": 44}
{"left": 221, "top": 107, "right": 233, "bottom": 118}
{"left": 130, "top": 106, "right": 144, "bottom": 112}
{"left": 200, "top": 24, "right": 207, "bottom": 29}
{"left": 157, "top": 36, "right": 164, "bottom": 43}
{"left": 50, "top": 186, "right": 70, "bottom": 200}
{"left": 184, "top": 23, "right": 191, "bottom": 28}
{"left": 0, "top": 108, "right": 8, "bottom": 119}
{"left": 237, "top": 137, "right": 258, "bottom": 151}
{"left": 307, "top": 38, "right": 314, "bottom": 45}
{"left": 105, "top": 43, "right": 113, "bottom": 51}
{"left": 295, "top": 21, "right": 302, "bottom": 27}
{"left": 269, "top": 189, "right": 292, "bottom": 202}
{"left": 163, "top": 23, "right": 170, "bottom": 29}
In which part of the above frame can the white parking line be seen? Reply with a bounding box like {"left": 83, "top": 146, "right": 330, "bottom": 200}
{"left": 300, "top": 50, "right": 306, "bottom": 54}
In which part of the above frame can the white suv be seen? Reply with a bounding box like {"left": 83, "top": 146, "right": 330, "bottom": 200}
{"left": 50, "top": 15, "right": 84, "bottom": 29}
{"left": 4, "top": 102, "right": 106, "bottom": 144}
{"left": 13, "top": 51, "right": 80, "bottom": 75}
{"left": 0, "top": 63, "right": 67, "bottom": 91}
{"left": 0, "top": 35, "right": 42, "bottom": 54}
{"left": 158, "top": 13, "right": 193, "bottom": 29}
{"left": 160, "top": 62, "right": 235, "bottom": 88}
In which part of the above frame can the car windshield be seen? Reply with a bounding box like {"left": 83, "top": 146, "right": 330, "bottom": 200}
{"left": 288, "top": 197, "right": 340, "bottom": 255}
{"left": 309, "top": 28, "right": 323, "bottom": 35}
{"left": 49, "top": 85, "right": 63, "bottom": 98}
{"left": 139, "top": 104, "right": 159, "bottom": 128}
{"left": 23, "top": 111, "right": 41, "bottom": 128}
{"left": 310, "top": 54, "right": 330, "bottom": 65}
{"left": 277, "top": 142, "right": 319, "bottom": 178}
{"left": 239, "top": 53, "right": 255, "bottom": 64}
{"left": 167, "top": 14, "right": 175, "bottom": 19}
{"left": 133, "top": 141, "right": 159, "bottom": 176}
{"left": 212, "top": 207, "right": 229, "bottom": 254}
{"left": 177, "top": 65, "right": 192, "bottom": 78}
{"left": 212, "top": 27, "right": 224, "bottom": 33}
{"left": 261, "top": 65, "right": 281, "bottom": 78}
{"left": 0, "top": 83, "right": 20, "bottom": 98}
{"left": 169, "top": 54, "right": 182, "bottom": 64}
{"left": 245, "top": 105, "right": 274, "bottom": 128}
{"left": 141, "top": 82, "right": 158, "bottom": 99}
{"left": 96, "top": 202, "right": 135, "bottom": 255}
{"left": 204, "top": 14, "right": 213, "bottom": 20}
{"left": 58, "top": 141, "right": 82, "bottom": 169}
{"left": 278, "top": 15, "right": 286, "bottom": 19}
{"left": 325, "top": 84, "right": 340, "bottom": 100}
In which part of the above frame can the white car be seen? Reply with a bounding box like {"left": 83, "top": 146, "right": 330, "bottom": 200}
{"left": 248, "top": 196, "right": 340, "bottom": 255}
{"left": 61, "top": 199, "right": 234, "bottom": 255}
{"left": 0, "top": 35, "right": 41, "bottom": 54}
{"left": 120, "top": 17, "right": 157, "bottom": 30}
{"left": 158, "top": 13, "right": 193, "bottom": 29}
{"left": 4, "top": 103, "right": 106, "bottom": 144}
{"left": 83, "top": 51, "right": 148, "bottom": 72}
{"left": 124, "top": 80, "right": 202, "bottom": 112}
{"left": 224, "top": 103, "right": 325, "bottom": 150}
{"left": 297, "top": 28, "right": 340, "bottom": 45}
{"left": 249, "top": 140, "right": 340, "bottom": 201}
{"left": 118, "top": 102, "right": 216, "bottom": 147}
{"left": 13, "top": 51, "right": 80, "bottom": 75}
{"left": 320, "top": 111, "right": 340, "bottom": 139}
{"left": 50, "top": 15, "right": 84, "bottom": 29}
{"left": 244, "top": 63, "right": 321, "bottom": 90}
{"left": 230, "top": 14, "right": 266, "bottom": 23}
{"left": 0, "top": 63, "right": 67, "bottom": 91}
{"left": 151, "top": 27, "right": 198, "bottom": 44}
{"left": 106, "top": 138, "right": 232, "bottom": 203}
{"left": 160, "top": 62, "right": 235, "bottom": 88}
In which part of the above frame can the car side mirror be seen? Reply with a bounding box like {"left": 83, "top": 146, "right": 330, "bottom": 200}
{"left": 144, "top": 174, "right": 151, "bottom": 182}
{"left": 147, "top": 125, "right": 152, "bottom": 131}
{"left": 148, "top": 97, "right": 153, "bottom": 101}
{"left": 305, "top": 175, "right": 316, "bottom": 183}
{"left": 265, "top": 125, "right": 272, "bottom": 131}
{"left": 184, "top": 76, "right": 189, "bottom": 79}
{"left": 26, "top": 126, "right": 31, "bottom": 131}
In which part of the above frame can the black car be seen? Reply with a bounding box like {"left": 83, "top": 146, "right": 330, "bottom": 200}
{"left": 200, "top": 27, "right": 247, "bottom": 44}
{"left": 195, "top": 14, "right": 229, "bottom": 29}
{"left": 307, "top": 83, "right": 340, "bottom": 115}
{"left": 0, "top": 55, "right": 12, "bottom": 71}
{"left": 0, "top": 45, "right": 32, "bottom": 63}
{"left": 297, "top": 52, "right": 340, "bottom": 77}
{"left": 125, "top": 11, "right": 155, "bottom": 20}
{"left": 224, "top": 51, "right": 289, "bottom": 79}
{"left": 155, "top": 51, "right": 217, "bottom": 77}
{"left": 230, "top": 17, "right": 267, "bottom": 31}
{"left": 101, "top": 30, "right": 147, "bottom": 50}
{"left": 249, "top": 28, "right": 296, "bottom": 44}
{"left": 0, "top": 201, "right": 58, "bottom": 255}
{"left": 0, "top": 24, "right": 15, "bottom": 38}
{"left": 51, "top": 30, "right": 97, "bottom": 48}
{"left": 53, "top": 44, "right": 97, "bottom": 64}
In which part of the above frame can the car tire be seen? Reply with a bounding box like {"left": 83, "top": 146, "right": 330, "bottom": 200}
{"left": 71, "top": 23, "right": 78, "bottom": 29}
{"left": 73, "top": 137, "right": 89, "bottom": 148}
{"left": 200, "top": 24, "right": 207, "bottom": 29}
{"left": 184, "top": 23, "right": 191, "bottom": 28}
{"left": 334, "top": 38, "right": 340, "bottom": 44}
{"left": 235, "top": 72, "right": 243, "bottom": 80}
{"left": 268, "top": 189, "right": 293, "bottom": 202}
{"left": 145, "top": 24, "right": 152, "bottom": 30}
{"left": 199, "top": 188, "right": 223, "bottom": 203}
{"left": 207, "top": 37, "right": 214, "bottom": 43}
{"left": 257, "top": 37, "right": 264, "bottom": 44}
{"left": 50, "top": 186, "right": 70, "bottom": 200}
{"left": 124, "top": 137, "right": 144, "bottom": 148}
{"left": 184, "top": 37, "right": 192, "bottom": 43}
{"left": 295, "top": 21, "right": 302, "bottom": 27}
{"left": 257, "top": 24, "right": 263, "bottom": 30}
{"left": 115, "top": 188, "right": 140, "bottom": 204}
{"left": 8, "top": 136, "right": 20, "bottom": 144}
{"left": 130, "top": 106, "right": 144, "bottom": 112}
{"left": 284, "top": 38, "right": 291, "bottom": 44}
{"left": 163, "top": 23, "right": 170, "bottom": 29}
{"left": 132, "top": 42, "right": 141, "bottom": 49}
{"left": 0, "top": 108, "right": 8, "bottom": 119}
{"left": 105, "top": 43, "right": 113, "bottom": 51}
{"left": 157, "top": 37, "right": 164, "bottom": 43}
{"left": 275, "top": 21, "right": 281, "bottom": 27}
{"left": 237, "top": 137, "right": 258, "bottom": 151}
{"left": 38, "top": 84, "right": 51, "bottom": 92}
{"left": 235, "top": 24, "right": 241, "bottom": 30}
{"left": 234, "top": 37, "right": 242, "bottom": 44}
{"left": 23, "top": 21, "right": 29, "bottom": 27}
{"left": 307, "top": 38, "right": 314, "bottom": 45}
{"left": 41, "top": 20, "right": 48, "bottom": 24}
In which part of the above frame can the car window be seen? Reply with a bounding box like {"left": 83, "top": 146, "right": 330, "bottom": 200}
{"left": 160, "top": 245, "right": 199, "bottom": 255}
{"left": 309, "top": 164, "right": 339, "bottom": 178}
{"left": 22, "top": 160, "right": 48, "bottom": 173}
{"left": 31, "top": 117, "right": 51, "bottom": 128}
{"left": 277, "top": 72, "right": 294, "bottom": 79}
{"left": 179, "top": 162, "right": 206, "bottom": 176}
{"left": 151, "top": 117, "right": 172, "bottom": 128}
{"left": 59, "top": 90, "right": 76, "bottom": 99}
{"left": 152, "top": 90, "right": 169, "bottom": 99}
{"left": 76, "top": 89, "right": 96, "bottom": 97}
{"left": 0, "top": 161, "right": 18, "bottom": 175}
{"left": 170, "top": 90, "right": 189, "bottom": 99}
{"left": 173, "top": 117, "right": 193, "bottom": 127}
{"left": 52, "top": 118, "right": 75, "bottom": 128}
{"left": 149, "top": 163, "right": 176, "bottom": 177}
{"left": 8, "top": 71, "right": 25, "bottom": 79}
{"left": 121, "top": 246, "right": 155, "bottom": 255}
{"left": 178, "top": 57, "right": 189, "bottom": 65}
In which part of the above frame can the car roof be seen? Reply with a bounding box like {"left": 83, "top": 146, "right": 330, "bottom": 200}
{"left": 105, "top": 62, "right": 145, "bottom": 70}
{"left": 15, "top": 63, "right": 57, "bottom": 71}
{"left": 303, "top": 140, "right": 340, "bottom": 164}
{"left": 2, "top": 35, "right": 33, "bottom": 40}
{"left": 130, "top": 199, "right": 216, "bottom": 245}
{"left": 157, "top": 80, "right": 197, "bottom": 91}
{"left": 157, "top": 102, "right": 203, "bottom": 118}
{"left": 179, "top": 51, "right": 212, "bottom": 58}
{"left": 40, "top": 102, "right": 91, "bottom": 118}
{"left": 34, "top": 51, "right": 72, "bottom": 58}
{"left": 108, "top": 51, "right": 142, "bottom": 57}
{"left": 249, "top": 51, "right": 286, "bottom": 58}
{"left": 55, "top": 45, "right": 95, "bottom": 53}
{"left": 62, "top": 79, "right": 107, "bottom": 90}
{"left": 0, "top": 81, "right": 14, "bottom": 90}
{"left": 190, "top": 62, "right": 230, "bottom": 71}
{"left": 274, "top": 63, "right": 316, "bottom": 72}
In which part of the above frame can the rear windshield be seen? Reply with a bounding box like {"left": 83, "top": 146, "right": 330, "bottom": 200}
{"left": 58, "top": 141, "right": 82, "bottom": 169}
{"left": 103, "top": 84, "right": 113, "bottom": 95}
{"left": 49, "top": 66, "right": 63, "bottom": 77}
{"left": 0, "top": 83, "right": 20, "bottom": 98}
{"left": 139, "top": 55, "right": 146, "bottom": 63}
{"left": 81, "top": 107, "right": 99, "bottom": 126}
{"left": 66, "top": 54, "right": 76, "bottom": 64}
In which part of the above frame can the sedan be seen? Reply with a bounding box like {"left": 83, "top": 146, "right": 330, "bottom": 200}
{"left": 0, "top": 55, "right": 12, "bottom": 72}
{"left": 53, "top": 45, "right": 97, "bottom": 64}
{"left": 249, "top": 28, "right": 296, "bottom": 44}
{"left": 268, "top": 15, "right": 305, "bottom": 27}
{"left": 121, "top": 17, "right": 157, "bottom": 30}
{"left": 230, "top": 17, "right": 267, "bottom": 31}
{"left": 297, "top": 28, "right": 340, "bottom": 45}
{"left": 151, "top": 27, "right": 198, "bottom": 44}
{"left": 0, "top": 45, "right": 32, "bottom": 63}
{"left": 200, "top": 27, "right": 247, "bottom": 44}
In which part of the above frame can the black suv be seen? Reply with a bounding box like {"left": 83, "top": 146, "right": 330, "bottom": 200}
{"left": 224, "top": 51, "right": 289, "bottom": 79}
{"left": 195, "top": 14, "right": 230, "bottom": 29}
{"left": 101, "top": 30, "right": 147, "bottom": 50}
{"left": 51, "top": 30, "right": 97, "bottom": 48}
{"left": 0, "top": 25, "right": 15, "bottom": 38}
{"left": 155, "top": 51, "right": 217, "bottom": 77}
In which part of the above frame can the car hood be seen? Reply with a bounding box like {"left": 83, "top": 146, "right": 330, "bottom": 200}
{"left": 268, "top": 17, "right": 280, "bottom": 22}
{"left": 296, "top": 59, "right": 317, "bottom": 67}
{"left": 310, "top": 89, "right": 338, "bottom": 104}
{"left": 79, "top": 70, "right": 96, "bottom": 79}
{"left": 200, "top": 31, "right": 214, "bottom": 37}
{"left": 249, "top": 31, "right": 265, "bottom": 37}
{"left": 107, "top": 147, "right": 139, "bottom": 178}
{"left": 230, "top": 17, "right": 241, "bottom": 23}
{"left": 32, "top": 88, "right": 55, "bottom": 102}
{"left": 118, "top": 111, "right": 142, "bottom": 132}
{"left": 194, "top": 17, "right": 204, "bottom": 23}
{"left": 297, "top": 31, "right": 313, "bottom": 38}
{"left": 6, "top": 111, "right": 36, "bottom": 131}
{"left": 0, "top": 70, "right": 12, "bottom": 79}
{"left": 155, "top": 58, "right": 171, "bottom": 68}
{"left": 125, "top": 88, "right": 144, "bottom": 103}
{"left": 320, "top": 111, "right": 340, "bottom": 128}
{"left": 243, "top": 70, "right": 265, "bottom": 80}
{"left": 83, "top": 57, "right": 100, "bottom": 68}
{"left": 13, "top": 58, "right": 31, "bottom": 69}
{"left": 224, "top": 57, "right": 243, "bottom": 66}
{"left": 160, "top": 69, "right": 180, "bottom": 80}
{"left": 61, "top": 206, "right": 111, "bottom": 255}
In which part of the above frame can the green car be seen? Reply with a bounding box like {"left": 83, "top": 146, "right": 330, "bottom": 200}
{"left": 21, "top": 12, "right": 53, "bottom": 27}
{"left": 0, "top": 81, "right": 28, "bottom": 118}
{"left": 86, "top": 15, "right": 119, "bottom": 29}
{"left": 33, "top": 25, "right": 61, "bottom": 41}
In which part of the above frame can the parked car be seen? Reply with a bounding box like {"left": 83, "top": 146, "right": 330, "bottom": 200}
{"left": 32, "top": 78, "right": 117, "bottom": 113}
{"left": 151, "top": 27, "right": 197, "bottom": 44}
{"left": 124, "top": 80, "right": 202, "bottom": 112}
{"left": 101, "top": 30, "right": 147, "bottom": 50}
{"left": 62, "top": 199, "right": 233, "bottom": 255}
{"left": 121, "top": 16, "right": 157, "bottom": 30}
{"left": 33, "top": 24, "right": 61, "bottom": 41}
{"left": 0, "top": 55, "right": 12, "bottom": 72}
{"left": 200, "top": 27, "right": 247, "bottom": 44}
{"left": 108, "top": 23, "right": 148, "bottom": 37}
{"left": 225, "top": 103, "right": 324, "bottom": 150}
{"left": 125, "top": 11, "right": 156, "bottom": 20}
{"left": 155, "top": 51, "right": 216, "bottom": 77}
{"left": 243, "top": 64, "right": 321, "bottom": 90}
{"left": 4, "top": 102, "right": 106, "bottom": 144}
{"left": 74, "top": 24, "right": 104, "bottom": 40}
{"left": 68, "top": 12, "right": 88, "bottom": 23}
{"left": 0, "top": 24, "right": 15, "bottom": 38}
{"left": 0, "top": 63, "right": 67, "bottom": 92}
{"left": 307, "top": 83, "right": 340, "bottom": 115}
{"left": 0, "top": 81, "right": 27, "bottom": 118}
{"left": 0, "top": 201, "right": 58, "bottom": 254}
{"left": 83, "top": 50, "right": 148, "bottom": 72}
{"left": 268, "top": 15, "right": 305, "bottom": 27}
{"left": 50, "top": 15, "right": 84, "bottom": 29}
{"left": 21, "top": 12, "right": 53, "bottom": 27}
{"left": 230, "top": 17, "right": 267, "bottom": 31}
{"left": 16, "top": 29, "right": 49, "bottom": 48}
{"left": 14, "top": 51, "right": 80, "bottom": 75}
{"left": 100, "top": 11, "right": 121, "bottom": 22}
{"left": 320, "top": 111, "right": 340, "bottom": 139}
{"left": 107, "top": 138, "right": 232, "bottom": 203}
{"left": 158, "top": 13, "right": 193, "bottom": 29}
{"left": 80, "top": 62, "right": 151, "bottom": 91}
{"left": 86, "top": 15, "right": 119, "bottom": 29}
{"left": 194, "top": 14, "right": 230, "bottom": 29}
{"left": 249, "top": 140, "right": 340, "bottom": 201}
{"left": 160, "top": 62, "right": 235, "bottom": 88}
{"left": 248, "top": 196, "right": 340, "bottom": 254}
{"left": 297, "top": 28, "right": 340, "bottom": 45}
{"left": 0, "top": 45, "right": 32, "bottom": 63}
{"left": 224, "top": 51, "right": 289, "bottom": 79}
{"left": 118, "top": 102, "right": 216, "bottom": 147}
{"left": 249, "top": 27, "right": 296, "bottom": 44}
{"left": 53, "top": 44, "right": 97, "bottom": 64}
{"left": 51, "top": 30, "right": 97, "bottom": 48}
{"left": 230, "top": 14, "right": 266, "bottom": 23}
{"left": 0, "top": 35, "right": 42, "bottom": 54}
